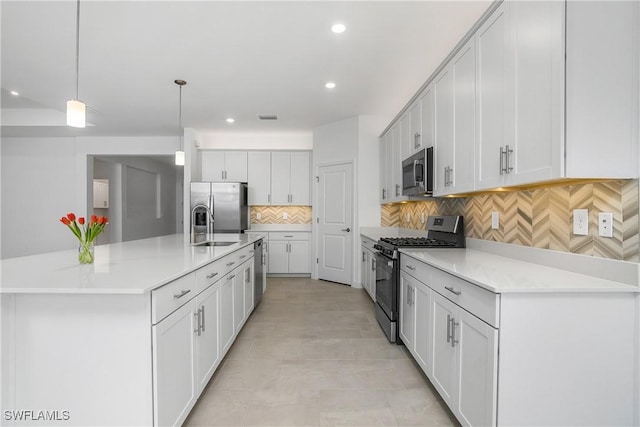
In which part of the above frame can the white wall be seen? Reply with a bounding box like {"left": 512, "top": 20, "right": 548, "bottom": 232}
{"left": 197, "top": 131, "right": 312, "bottom": 150}
{"left": 1, "top": 138, "right": 78, "bottom": 258}
{"left": 1, "top": 136, "right": 180, "bottom": 259}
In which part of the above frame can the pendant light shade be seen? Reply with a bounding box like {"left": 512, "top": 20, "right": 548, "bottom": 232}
{"left": 175, "top": 150, "right": 185, "bottom": 166}
{"left": 174, "top": 79, "right": 187, "bottom": 166}
{"left": 67, "top": 0, "right": 85, "bottom": 128}
{"left": 67, "top": 99, "right": 86, "bottom": 128}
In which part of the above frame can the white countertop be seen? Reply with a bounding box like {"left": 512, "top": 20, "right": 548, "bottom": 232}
{"left": 0, "top": 234, "right": 262, "bottom": 295}
{"left": 400, "top": 247, "right": 639, "bottom": 294}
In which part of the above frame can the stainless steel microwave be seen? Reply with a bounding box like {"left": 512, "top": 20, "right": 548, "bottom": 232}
{"left": 402, "top": 147, "right": 433, "bottom": 196}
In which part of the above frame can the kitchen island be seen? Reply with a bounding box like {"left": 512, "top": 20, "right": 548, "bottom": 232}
{"left": 1, "top": 234, "right": 262, "bottom": 427}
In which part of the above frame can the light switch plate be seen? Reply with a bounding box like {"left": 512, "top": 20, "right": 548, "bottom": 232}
{"left": 256, "top": 212, "right": 261, "bottom": 220}
{"left": 283, "top": 212, "right": 288, "bottom": 220}
{"left": 598, "top": 212, "right": 613, "bottom": 237}
{"left": 491, "top": 211, "right": 499, "bottom": 230}
{"left": 573, "top": 209, "right": 589, "bottom": 235}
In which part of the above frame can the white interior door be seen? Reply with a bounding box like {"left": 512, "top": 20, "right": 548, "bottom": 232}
{"left": 317, "top": 162, "right": 353, "bottom": 285}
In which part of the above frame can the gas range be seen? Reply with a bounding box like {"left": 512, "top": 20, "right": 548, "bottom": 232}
{"left": 373, "top": 215, "right": 465, "bottom": 259}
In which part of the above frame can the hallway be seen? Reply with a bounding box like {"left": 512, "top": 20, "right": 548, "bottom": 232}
{"left": 185, "top": 277, "right": 457, "bottom": 426}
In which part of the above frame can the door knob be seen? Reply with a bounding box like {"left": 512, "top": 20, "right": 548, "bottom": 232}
{"left": 341, "top": 227, "right": 351, "bottom": 232}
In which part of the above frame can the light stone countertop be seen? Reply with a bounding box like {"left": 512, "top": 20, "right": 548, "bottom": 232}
{"left": 360, "top": 226, "right": 427, "bottom": 241}
{"left": 400, "top": 247, "right": 639, "bottom": 294}
{"left": 0, "top": 233, "right": 262, "bottom": 295}
{"left": 247, "top": 224, "right": 312, "bottom": 232}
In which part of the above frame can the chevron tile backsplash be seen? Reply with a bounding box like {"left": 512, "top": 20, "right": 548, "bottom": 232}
{"left": 381, "top": 180, "right": 639, "bottom": 262}
{"left": 251, "top": 206, "right": 312, "bottom": 224}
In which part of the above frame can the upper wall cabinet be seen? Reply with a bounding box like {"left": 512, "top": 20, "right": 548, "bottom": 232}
{"left": 271, "top": 152, "right": 311, "bottom": 206}
{"left": 247, "top": 152, "right": 271, "bottom": 205}
{"left": 201, "top": 151, "right": 248, "bottom": 182}
{"left": 379, "top": 123, "right": 408, "bottom": 204}
{"left": 382, "top": 0, "right": 639, "bottom": 197}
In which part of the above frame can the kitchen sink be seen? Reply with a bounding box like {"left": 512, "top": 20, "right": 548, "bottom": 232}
{"left": 192, "top": 241, "right": 237, "bottom": 247}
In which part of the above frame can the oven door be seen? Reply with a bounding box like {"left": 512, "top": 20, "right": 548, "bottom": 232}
{"left": 374, "top": 252, "right": 397, "bottom": 320}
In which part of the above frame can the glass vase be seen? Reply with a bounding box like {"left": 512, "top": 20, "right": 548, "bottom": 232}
{"left": 78, "top": 242, "right": 95, "bottom": 264}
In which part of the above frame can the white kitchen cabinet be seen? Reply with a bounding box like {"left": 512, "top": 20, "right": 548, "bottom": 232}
{"left": 413, "top": 280, "right": 431, "bottom": 373}
{"left": 420, "top": 86, "right": 434, "bottom": 150}
{"left": 391, "top": 123, "right": 406, "bottom": 202}
{"left": 267, "top": 232, "right": 310, "bottom": 274}
{"left": 93, "top": 179, "right": 109, "bottom": 208}
{"left": 195, "top": 282, "right": 220, "bottom": 394}
{"left": 434, "top": 38, "right": 476, "bottom": 196}
{"left": 360, "top": 237, "right": 376, "bottom": 301}
{"left": 379, "top": 131, "right": 391, "bottom": 203}
{"left": 450, "top": 38, "right": 476, "bottom": 194}
{"left": 400, "top": 112, "right": 412, "bottom": 160}
{"left": 233, "top": 258, "right": 253, "bottom": 333}
{"left": 399, "top": 271, "right": 415, "bottom": 350}
{"left": 247, "top": 152, "right": 271, "bottom": 205}
{"left": 271, "top": 151, "right": 310, "bottom": 205}
{"left": 430, "top": 292, "right": 457, "bottom": 404}
{"left": 219, "top": 272, "right": 235, "bottom": 356}
{"left": 242, "top": 260, "right": 254, "bottom": 319}
{"left": 409, "top": 100, "right": 422, "bottom": 154}
{"left": 201, "top": 151, "right": 248, "bottom": 182}
{"left": 433, "top": 67, "right": 453, "bottom": 195}
{"left": 152, "top": 299, "right": 198, "bottom": 427}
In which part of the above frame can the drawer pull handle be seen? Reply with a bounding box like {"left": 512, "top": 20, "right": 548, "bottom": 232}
{"left": 444, "top": 286, "right": 461, "bottom": 296}
{"left": 240, "top": 255, "right": 247, "bottom": 259}
{"left": 206, "top": 272, "right": 219, "bottom": 279}
{"left": 174, "top": 289, "right": 191, "bottom": 299}
{"left": 226, "top": 261, "right": 236, "bottom": 267}
{"left": 406, "top": 265, "right": 416, "bottom": 271}
{"left": 228, "top": 274, "right": 236, "bottom": 280}
{"left": 284, "top": 235, "right": 294, "bottom": 238}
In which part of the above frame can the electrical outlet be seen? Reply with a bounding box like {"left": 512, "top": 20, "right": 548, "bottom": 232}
{"left": 420, "top": 213, "right": 426, "bottom": 224}
{"left": 256, "top": 212, "right": 261, "bottom": 220}
{"left": 573, "top": 209, "right": 589, "bottom": 235}
{"left": 491, "top": 211, "right": 499, "bottom": 230}
{"left": 406, "top": 213, "right": 410, "bottom": 222}
{"left": 283, "top": 212, "right": 288, "bottom": 220}
{"left": 598, "top": 212, "right": 613, "bottom": 237}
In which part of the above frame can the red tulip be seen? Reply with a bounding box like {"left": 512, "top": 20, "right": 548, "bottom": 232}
{"left": 67, "top": 213, "right": 76, "bottom": 221}
{"left": 78, "top": 217, "right": 85, "bottom": 225}
{"left": 101, "top": 216, "right": 108, "bottom": 224}
{"left": 91, "top": 215, "right": 98, "bottom": 224}
{"left": 60, "top": 217, "right": 71, "bottom": 225}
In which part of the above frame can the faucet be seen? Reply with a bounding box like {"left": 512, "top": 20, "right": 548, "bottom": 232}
{"left": 191, "top": 204, "right": 214, "bottom": 243}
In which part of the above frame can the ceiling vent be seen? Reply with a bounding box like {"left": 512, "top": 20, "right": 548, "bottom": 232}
{"left": 257, "top": 114, "right": 278, "bottom": 121}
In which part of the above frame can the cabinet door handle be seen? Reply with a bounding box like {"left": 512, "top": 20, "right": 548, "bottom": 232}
{"left": 505, "top": 144, "right": 513, "bottom": 174}
{"left": 382, "top": 188, "right": 386, "bottom": 200}
{"left": 446, "top": 314, "right": 452, "bottom": 343}
{"left": 414, "top": 132, "right": 421, "bottom": 149}
{"left": 444, "top": 286, "right": 461, "bottom": 296}
{"left": 406, "top": 265, "right": 416, "bottom": 271}
{"left": 206, "top": 272, "right": 218, "bottom": 279}
{"left": 371, "top": 259, "right": 376, "bottom": 271}
{"left": 194, "top": 311, "right": 201, "bottom": 336}
{"left": 362, "top": 252, "right": 366, "bottom": 263}
{"left": 500, "top": 146, "right": 505, "bottom": 175}
{"left": 395, "top": 184, "right": 400, "bottom": 197}
{"left": 451, "top": 317, "right": 459, "bottom": 347}
{"left": 174, "top": 289, "right": 191, "bottom": 299}
{"left": 200, "top": 306, "right": 205, "bottom": 332}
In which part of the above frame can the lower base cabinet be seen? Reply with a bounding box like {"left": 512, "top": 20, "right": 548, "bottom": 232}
{"left": 400, "top": 253, "right": 637, "bottom": 427}
{"left": 267, "top": 232, "right": 310, "bottom": 274}
{"left": 153, "top": 251, "right": 255, "bottom": 427}
{"left": 360, "top": 243, "right": 376, "bottom": 301}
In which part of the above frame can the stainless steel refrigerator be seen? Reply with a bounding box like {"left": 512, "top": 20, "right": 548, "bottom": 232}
{"left": 190, "top": 182, "right": 248, "bottom": 235}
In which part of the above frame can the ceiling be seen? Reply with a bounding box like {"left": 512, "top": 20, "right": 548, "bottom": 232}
{"left": 1, "top": 1, "right": 491, "bottom": 138}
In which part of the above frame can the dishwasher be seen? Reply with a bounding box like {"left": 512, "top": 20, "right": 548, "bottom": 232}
{"left": 253, "top": 239, "right": 265, "bottom": 306}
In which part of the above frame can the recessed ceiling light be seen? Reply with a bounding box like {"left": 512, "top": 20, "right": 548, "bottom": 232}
{"left": 331, "top": 23, "right": 346, "bottom": 34}
{"left": 226, "top": 118, "right": 235, "bottom": 124}
{"left": 10, "top": 90, "right": 19, "bottom": 96}
{"left": 325, "top": 82, "right": 336, "bottom": 89}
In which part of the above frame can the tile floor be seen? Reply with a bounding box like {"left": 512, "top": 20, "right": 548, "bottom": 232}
{"left": 184, "top": 277, "right": 459, "bottom": 427}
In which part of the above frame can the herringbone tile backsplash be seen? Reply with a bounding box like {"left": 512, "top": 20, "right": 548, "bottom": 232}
{"left": 381, "top": 180, "right": 639, "bottom": 262}
{"left": 251, "top": 206, "right": 313, "bottom": 224}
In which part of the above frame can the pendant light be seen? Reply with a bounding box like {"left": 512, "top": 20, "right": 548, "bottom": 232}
{"left": 67, "top": 0, "right": 85, "bottom": 128}
{"left": 174, "top": 79, "right": 187, "bottom": 166}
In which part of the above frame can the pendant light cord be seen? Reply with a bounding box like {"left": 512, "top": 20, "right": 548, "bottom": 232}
{"left": 75, "top": 0, "right": 80, "bottom": 100}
